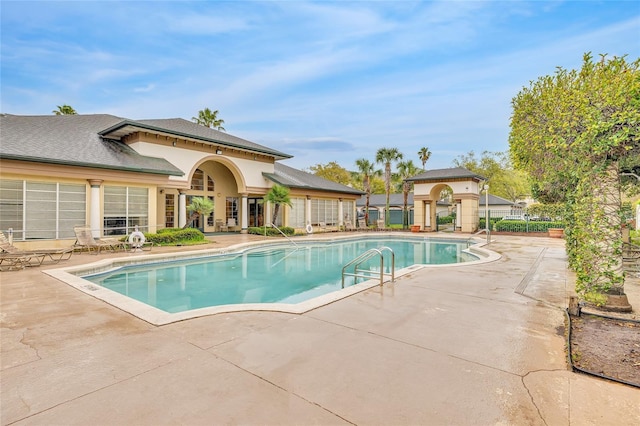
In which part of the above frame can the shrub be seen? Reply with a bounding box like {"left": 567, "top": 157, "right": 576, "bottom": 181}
{"left": 247, "top": 226, "right": 295, "bottom": 236}
{"left": 145, "top": 228, "right": 206, "bottom": 245}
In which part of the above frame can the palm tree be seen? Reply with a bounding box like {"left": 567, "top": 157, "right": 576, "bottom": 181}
{"left": 184, "top": 196, "right": 214, "bottom": 229}
{"left": 52, "top": 105, "right": 77, "bottom": 115}
{"left": 192, "top": 107, "right": 226, "bottom": 131}
{"left": 396, "top": 160, "right": 420, "bottom": 229}
{"left": 376, "top": 147, "right": 403, "bottom": 227}
{"left": 354, "top": 158, "right": 381, "bottom": 226}
{"left": 263, "top": 184, "right": 292, "bottom": 225}
{"left": 418, "top": 146, "right": 431, "bottom": 171}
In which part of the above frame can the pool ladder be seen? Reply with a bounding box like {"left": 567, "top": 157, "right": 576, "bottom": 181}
{"left": 341, "top": 247, "right": 395, "bottom": 288}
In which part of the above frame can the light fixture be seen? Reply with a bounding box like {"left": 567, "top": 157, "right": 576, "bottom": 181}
{"left": 172, "top": 141, "right": 177, "bottom": 147}
{"left": 216, "top": 149, "right": 222, "bottom": 155}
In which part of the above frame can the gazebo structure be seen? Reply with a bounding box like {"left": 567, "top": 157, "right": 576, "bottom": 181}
{"left": 405, "top": 167, "right": 487, "bottom": 233}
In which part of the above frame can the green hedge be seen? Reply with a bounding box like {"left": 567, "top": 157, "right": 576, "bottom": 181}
{"left": 494, "top": 220, "right": 564, "bottom": 233}
{"left": 437, "top": 215, "right": 455, "bottom": 224}
{"left": 247, "top": 226, "right": 295, "bottom": 236}
{"left": 145, "top": 228, "right": 206, "bottom": 245}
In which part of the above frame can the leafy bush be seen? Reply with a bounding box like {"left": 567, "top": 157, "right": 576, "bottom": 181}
{"left": 247, "top": 226, "right": 295, "bottom": 236}
{"left": 157, "top": 227, "right": 182, "bottom": 234}
{"left": 437, "top": 215, "right": 455, "bottom": 224}
{"left": 145, "top": 228, "right": 206, "bottom": 245}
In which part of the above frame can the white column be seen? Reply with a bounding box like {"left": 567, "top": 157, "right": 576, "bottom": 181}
{"left": 306, "top": 196, "right": 312, "bottom": 226}
{"left": 425, "top": 202, "right": 431, "bottom": 228}
{"left": 178, "top": 190, "right": 187, "bottom": 228}
{"left": 456, "top": 202, "right": 462, "bottom": 229}
{"left": 88, "top": 179, "right": 102, "bottom": 238}
{"left": 338, "top": 199, "right": 344, "bottom": 227}
{"left": 241, "top": 193, "right": 248, "bottom": 233}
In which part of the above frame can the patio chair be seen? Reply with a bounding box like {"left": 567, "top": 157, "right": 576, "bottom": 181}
{"left": 0, "top": 252, "right": 47, "bottom": 271}
{"left": 344, "top": 220, "right": 355, "bottom": 231}
{"left": 0, "top": 231, "right": 73, "bottom": 265}
{"left": 376, "top": 219, "right": 386, "bottom": 231}
{"left": 357, "top": 218, "right": 369, "bottom": 231}
{"left": 215, "top": 219, "right": 224, "bottom": 232}
{"left": 220, "top": 218, "right": 236, "bottom": 232}
{"left": 73, "top": 225, "right": 126, "bottom": 254}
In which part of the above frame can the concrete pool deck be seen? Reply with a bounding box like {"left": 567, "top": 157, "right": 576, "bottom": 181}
{"left": 1, "top": 233, "right": 639, "bottom": 425}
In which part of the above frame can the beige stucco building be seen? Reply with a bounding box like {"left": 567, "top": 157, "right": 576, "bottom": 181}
{"left": 0, "top": 114, "right": 363, "bottom": 249}
{"left": 406, "top": 168, "right": 487, "bottom": 233}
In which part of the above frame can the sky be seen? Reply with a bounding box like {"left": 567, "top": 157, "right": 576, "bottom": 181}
{"left": 1, "top": 1, "right": 639, "bottom": 173}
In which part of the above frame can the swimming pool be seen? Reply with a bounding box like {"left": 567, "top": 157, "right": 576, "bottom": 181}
{"left": 46, "top": 235, "right": 499, "bottom": 325}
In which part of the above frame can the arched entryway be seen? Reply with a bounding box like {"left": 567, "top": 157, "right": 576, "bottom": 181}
{"left": 406, "top": 167, "right": 486, "bottom": 233}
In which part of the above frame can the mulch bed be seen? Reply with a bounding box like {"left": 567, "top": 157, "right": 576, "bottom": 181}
{"left": 569, "top": 313, "right": 640, "bottom": 387}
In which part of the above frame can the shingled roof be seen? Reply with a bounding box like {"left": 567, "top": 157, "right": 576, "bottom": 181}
{"left": 0, "top": 114, "right": 183, "bottom": 176}
{"left": 100, "top": 117, "right": 292, "bottom": 160}
{"left": 263, "top": 163, "right": 364, "bottom": 196}
{"left": 405, "top": 167, "right": 486, "bottom": 182}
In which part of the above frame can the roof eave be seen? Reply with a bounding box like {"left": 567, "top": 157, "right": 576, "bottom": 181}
{"left": 0, "top": 155, "right": 184, "bottom": 177}
{"left": 99, "top": 120, "right": 293, "bottom": 160}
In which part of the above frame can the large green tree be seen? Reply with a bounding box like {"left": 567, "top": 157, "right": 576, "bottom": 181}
{"left": 452, "top": 150, "right": 529, "bottom": 203}
{"left": 308, "top": 161, "right": 352, "bottom": 186}
{"left": 510, "top": 53, "right": 640, "bottom": 308}
{"left": 354, "top": 158, "right": 381, "bottom": 226}
{"left": 192, "top": 107, "right": 226, "bottom": 131}
{"left": 396, "top": 160, "right": 420, "bottom": 229}
{"left": 263, "top": 184, "right": 292, "bottom": 225}
{"left": 376, "top": 147, "right": 404, "bottom": 227}
{"left": 53, "top": 105, "right": 77, "bottom": 115}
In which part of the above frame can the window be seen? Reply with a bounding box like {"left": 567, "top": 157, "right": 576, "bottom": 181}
{"left": 226, "top": 197, "right": 238, "bottom": 222}
{"left": 0, "top": 179, "right": 85, "bottom": 240}
{"left": 104, "top": 186, "right": 148, "bottom": 236}
{"left": 165, "top": 194, "right": 175, "bottom": 228}
{"left": 207, "top": 196, "right": 215, "bottom": 226}
{"left": 289, "top": 198, "right": 305, "bottom": 228}
{"left": 311, "top": 199, "right": 338, "bottom": 226}
{"left": 191, "top": 169, "right": 204, "bottom": 190}
{"left": 342, "top": 200, "right": 355, "bottom": 222}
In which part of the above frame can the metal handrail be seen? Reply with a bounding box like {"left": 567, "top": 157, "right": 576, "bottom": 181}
{"left": 269, "top": 223, "right": 298, "bottom": 247}
{"left": 341, "top": 246, "right": 395, "bottom": 288}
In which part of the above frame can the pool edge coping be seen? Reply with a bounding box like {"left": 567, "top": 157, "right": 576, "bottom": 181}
{"left": 43, "top": 234, "right": 502, "bottom": 326}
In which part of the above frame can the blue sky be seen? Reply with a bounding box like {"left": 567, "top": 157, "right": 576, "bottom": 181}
{"left": 1, "top": 1, "right": 639, "bottom": 172}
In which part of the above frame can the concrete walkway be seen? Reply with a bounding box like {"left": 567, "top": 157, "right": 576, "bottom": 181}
{"left": 1, "top": 234, "right": 638, "bottom": 425}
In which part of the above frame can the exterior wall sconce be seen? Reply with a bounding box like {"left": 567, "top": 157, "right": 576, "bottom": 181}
{"left": 172, "top": 141, "right": 177, "bottom": 147}
{"left": 216, "top": 149, "right": 222, "bottom": 155}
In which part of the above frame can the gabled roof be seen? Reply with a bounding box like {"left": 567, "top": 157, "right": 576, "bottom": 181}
{"left": 0, "top": 114, "right": 183, "bottom": 176}
{"left": 263, "top": 163, "right": 364, "bottom": 196}
{"left": 100, "top": 118, "right": 292, "bottom": 160}
{"left": 405, "top": 167, "right": 486, "bottom": 182}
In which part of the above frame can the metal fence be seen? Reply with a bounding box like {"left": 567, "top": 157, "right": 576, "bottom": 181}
{"left": 479, "top": 209, "right": 564, "bottom": 233}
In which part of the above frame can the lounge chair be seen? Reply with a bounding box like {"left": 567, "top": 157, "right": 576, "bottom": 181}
{"left": 357, "top": 219, "right": 370, "bottom": 231}
{"left": 344, "top": 220, "right": 355, "bottom": 231}
{"left": 0, "top": 252, "right": 47, "bottom": 271}
{"left": 73, "top": 225, "right": 126, "bottom": 254}
{"left": 376, "top": 219, "right": 386, "bottom": 231}
{"left": 0, "top": 231, "right": 73, "bottom": 266}
{"left": 220, "top": 218, "right": 236, "bottom": 232}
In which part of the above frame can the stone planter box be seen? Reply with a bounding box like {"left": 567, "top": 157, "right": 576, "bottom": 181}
{"left": 411, "top": 225, "right": 421, "bottom": 233}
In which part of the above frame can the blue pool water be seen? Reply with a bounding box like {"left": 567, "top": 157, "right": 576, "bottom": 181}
{"left": 84, "top": 237, "right": 477, "bottom": 313}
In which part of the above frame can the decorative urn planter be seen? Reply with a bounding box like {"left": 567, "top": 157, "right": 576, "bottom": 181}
{"left": 411, "top": 225, "right": 421, "bottom": 233}
{"left": 548, "top": 228, "right": 564, "bottom": 238}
